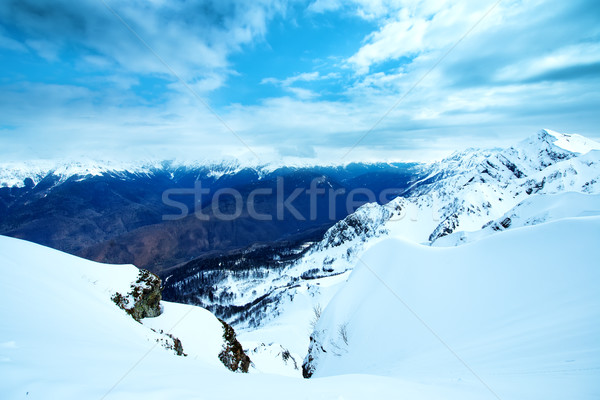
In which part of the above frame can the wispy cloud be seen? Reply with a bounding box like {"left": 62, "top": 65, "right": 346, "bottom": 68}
{"left": 260, "top": 71, "right": 340, "bottom": 99}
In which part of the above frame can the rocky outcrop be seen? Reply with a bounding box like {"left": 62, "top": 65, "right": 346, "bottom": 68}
{"left": 302, "top": 341, "right": 316, "bottom": 378}
{"left": 149, "top": 328, "right": 187, "bottom": 357}
{"left": 429, "top": 212, "right": 460, "bottom": 242}
{"left": 164, "top": 333, "right": 185, "bottom": 356}
{"left": 112, "top": 269, "right": 189, "bottom": 357}
{"left": 302, "top": 329, "right": 326, "bottom": 379}
{"left": 218, "top": 319, "right": 251, "bottom": 373}
{"left": 111, "top": 269, "right": 162, "bottom": 321}
{"left": 319, "top": 204, "right": 391, "bottom": 250}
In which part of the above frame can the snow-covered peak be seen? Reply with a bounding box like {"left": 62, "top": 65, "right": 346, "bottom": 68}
{"left": 3, "top": 128, "right": 597, "bottom": 189}
{"left": 540, "top": 128, "right": 600, "bottom": 154}
{"left": 0, "top": 157, "right": 414, "bottom": 188}
{"left": 417, "top": 129, "right": 599, "bottom": 189}
{"left": 0, "top": 159, "right": 161, "bottom": 187}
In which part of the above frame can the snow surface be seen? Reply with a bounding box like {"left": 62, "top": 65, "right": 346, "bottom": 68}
{"left": 141, "top": 301, "right": 226, "bottom": 369}
{"left": 0, "top": 235, "right": 512, "bottom": 399}
{"left": 307, "top": 217, "right": 600, "bottom": 399}
{"left": 544, "top": 128, "right": 600, "bottom": 154}
{"left": 0, "top": 159, "right": 160, "bottom": 188}
{"left": 3, "top": 218, "right": 595, "bottom": 399}
{"left": 237, "top": 270, "right": 351, "bottom": 373}
{"left": 433, "top": 192, "right": 600, "bottom": 246}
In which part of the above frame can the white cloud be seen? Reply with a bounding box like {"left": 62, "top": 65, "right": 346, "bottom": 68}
{"left": 348, "top": 17, "right": 428, "bottom": 73}
{"left": 261, "top": 71, "right": 339, "bottom": 86}
{"left": 286, "top": 87, "right": 319, "bottom": 100}
{"left": 307, "top": 0, "right": 343, "bottom": 14}
{"left": 260, "top": 71, "right": 340, "bottom": 99}
{"left": 346, "top": 0, "right": 502, "bottom": 74}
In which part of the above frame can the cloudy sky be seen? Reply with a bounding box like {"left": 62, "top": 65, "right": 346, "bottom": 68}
{"left": 0, "top": 0, "right": 599, "bottom": 163}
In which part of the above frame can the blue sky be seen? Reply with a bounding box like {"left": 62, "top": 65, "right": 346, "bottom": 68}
{"left": 0, "top": 0, "right": 599, "bottom": 163}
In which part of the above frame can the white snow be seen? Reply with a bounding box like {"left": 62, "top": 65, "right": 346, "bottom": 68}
{"left": 0, "top": 157, "right": 412, "bottom": 188}
{"left": 543, "top": 128, "right": 600, "bottom": 154}
{"left": 237, "top": 271, "right": 352, "bottom": 372}
{"left": 141, "top": 301, "right": 226, "bottom": 369}
{"left": 0, "top": 235, "right": 228, "bottom": 398}
{"left": 434, "top": 192, "right": 600, "bottom": 246}
{"left": 244, "top": 342, "right": 301, "bottom": 377}
{"left": 0, "top": 235, "right": 502, "bottom": 399}
{"left": 307, "top": 217, "right": 600, "bottom": 399}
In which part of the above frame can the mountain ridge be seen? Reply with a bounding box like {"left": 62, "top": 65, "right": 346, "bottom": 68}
{"left": 161, "top": 129, "right": 600, "bottom": 352}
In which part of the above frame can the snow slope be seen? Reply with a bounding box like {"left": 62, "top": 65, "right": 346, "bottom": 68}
{"left": 0, "top": 235, "right": 509, "bottom": 399}
{"left": 0, "top": 235, "right": 232, "bottom": 398}
{"left": 236, "top": 270, "right": 351, "bottom": 375}
{"left": 433, "top": 192, "right": 600, "bottom": 246}
{"left": 141, "top": 301, "right": 226, "bottom": 368}
{"left": 541, "top": 129, "right": 600, "bottom": 154}
{"left": 304, "top": 217, "right": 600, "bottom": 399}
{"left": 168, "top": 129, "right": 600, "bottom": 375}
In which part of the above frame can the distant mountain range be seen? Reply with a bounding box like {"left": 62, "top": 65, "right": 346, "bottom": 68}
{"left": 0, "top": 160, "right": 422, "bottom": 274}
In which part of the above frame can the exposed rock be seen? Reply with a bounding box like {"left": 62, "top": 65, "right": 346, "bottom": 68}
{"left": 499, "top": 217, "right": 512, "bottom": 229}
{"left": 111, "top": 269, "right": 162, "bottom": 321}
{"left": 429, "top": 212, "right": 460, "bottom": 242}
{"left": 525, "top": 177, "right": 546, "bottom": 195}
{"left": 149, "top": 328, "right": 187, "bottom": 357}
{"left": 302, "top": 344, "right": 316, "bottom": 378}
{"left": 165, "top": 333, "right": 186, "bottom": 356}
{"left": 302, "top": 330, "right": 325, "bottom": 379}
{"left": 112, "top": 270, "right": 188, "bottom": 358}
{"left": 218, "top": 318, "right": 251, "bottom": 373}
{"left": 280, "top": 349, "right": 298, "bottom": 370}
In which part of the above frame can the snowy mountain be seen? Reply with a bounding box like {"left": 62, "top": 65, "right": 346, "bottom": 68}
{"left": 162, "top": 129, "right": 600, "bottom": 375}
{"left": 2, "top": 129, "right": 599, "bottom": 398}
{"left": 295, "top": 129, "right": 600, "bottom": 254}
{"left": 0, "top": 158, "right": 418, "bottom": 189}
